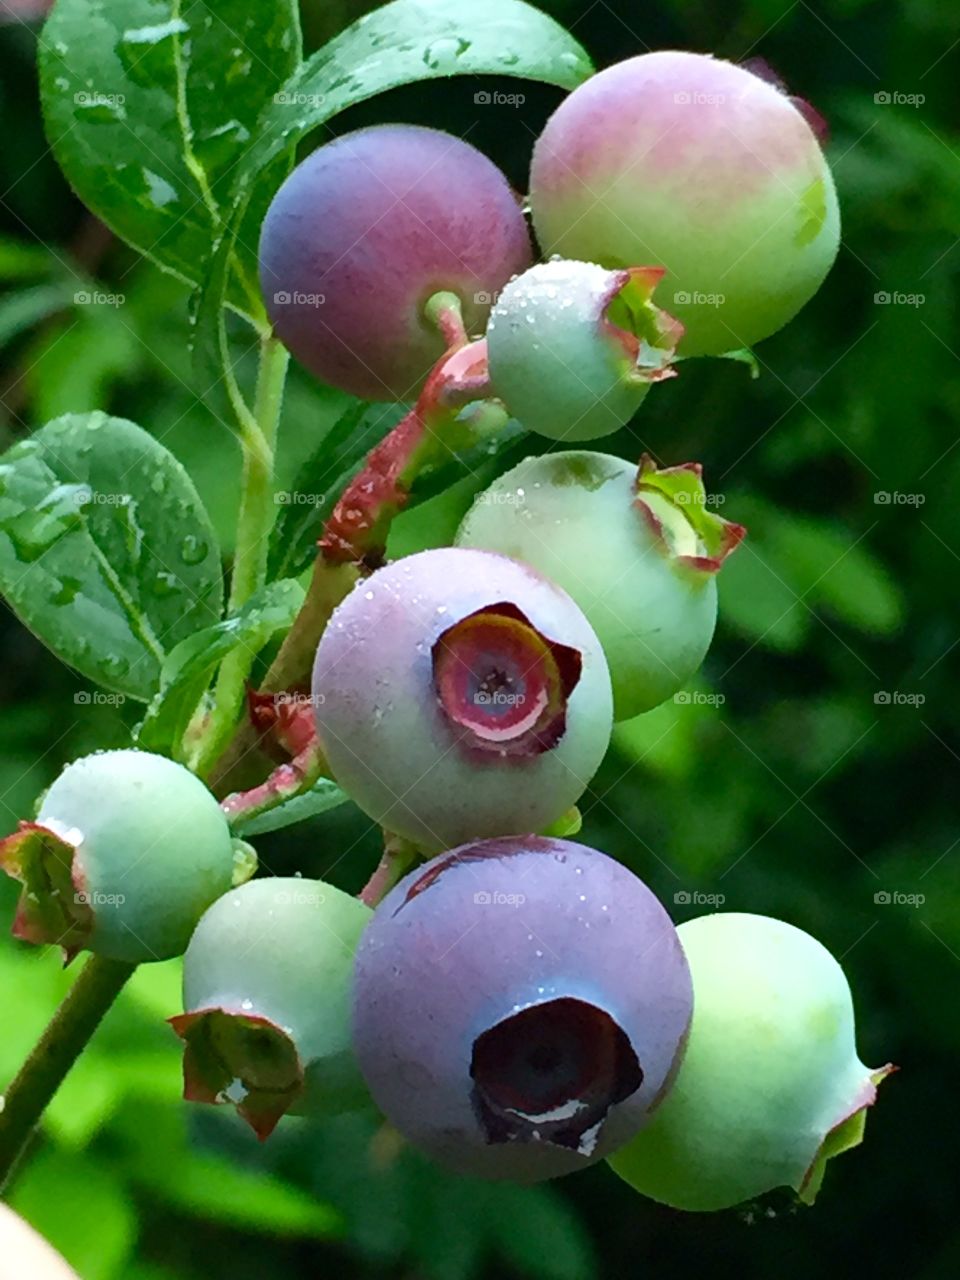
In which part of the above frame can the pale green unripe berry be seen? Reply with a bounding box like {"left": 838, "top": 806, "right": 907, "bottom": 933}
{"left": 485, "top": 260, "right": 681, "bottom": 441}
{"left": 172, "top": 877, "right": 372, "bottom": 1138}
{"left": 456, "top": 452, "right": 744, "bottom": 719}
{"left": 608, "top": 912, "right": 892, "bottom": 1210}
{"left": 0, "top": 749, "right": 238, "bottom": 963}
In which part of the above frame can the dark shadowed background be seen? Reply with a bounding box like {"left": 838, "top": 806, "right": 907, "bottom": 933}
{"left": 1, "top": 1, "right": 958, "bottom": 1277}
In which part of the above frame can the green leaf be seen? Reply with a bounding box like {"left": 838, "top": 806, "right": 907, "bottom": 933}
{"left": 112, "top": 1100, "right": 342, "bottom": 1237}
{"left": 0, "top": 282, "right": 81, "bottom": 346}
{"left": 236, "top": 0, "right": 591, "bottom": 233}
{"left": 268, "top": 400, "right": 407, "bottom": 581}
{"left": 196, "top": 0, "right": 593, "bottom": 398}
{"left": 0, "top": 236, "right": 57, "bottom": 282}
{"left": 234, "top": 776, "right": 349, "bottom": 836}
{"left": 9, "top": 1148, "right": 137, "bottom": 1280}
{"left": 39, "top": 0, "right": 302, "bottom": 309}
{"left": 0, "top": 413, "right": 222, "bottom": 701}
{"left": 489, "top": 1184, "right": 597, "bottom": 1280}
{"left": 720, "top": 497, "right": 903, "bottom": 647}
{"left": 137, "top": 578, "right": 304, "bottom": 755}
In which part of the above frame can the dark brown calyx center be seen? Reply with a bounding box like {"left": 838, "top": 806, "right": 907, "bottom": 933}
{"left": 432, "top": 603, "right": 582, "bottom": 756}
{"left": 470, "top": 997, "right": 642, "bottom": 1155}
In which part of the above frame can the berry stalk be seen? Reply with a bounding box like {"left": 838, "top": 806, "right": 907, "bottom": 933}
{"left": 0, "top": 955, "right": 136, "bottom": 1190}
{"left": 207, "top": 300, "right": 503, "bottom": 796}
{"left": 319, "top": 324, "right": 494, "bottom": 565}
{"left": 199, "top": 334, "right": 290, "bottom": 776}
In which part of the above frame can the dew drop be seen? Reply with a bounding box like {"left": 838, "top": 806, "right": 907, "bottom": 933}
{"left": 180, "top": 533, "right": 208, "bottom": 565}
{"left": 152, "top": 571, "right": 179, "bottom": 597}
{"left": 102, "top": 654, "right": 129, "bottom": 679}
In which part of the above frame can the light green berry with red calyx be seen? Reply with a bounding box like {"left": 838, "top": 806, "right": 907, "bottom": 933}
{"left": 485, "top": 259, "right": 682, "bottom": 441}
{"left": 456, "top": 451, "right": 744, "bottom": 720}
{"left": 0, "top": 749, "right": 241, "bottom": 963}
{"left": 530, "top": 51, "right": 840, "bottom": 356}
{"left": 607, "top": 912, "right": 894, "bottom": 1210}
{"left": 171, "top": 877, "right": 373, "bottom": 1139}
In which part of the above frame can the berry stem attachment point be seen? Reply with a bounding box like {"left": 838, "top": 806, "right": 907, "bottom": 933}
{"left": 360, "top": 834, "right": 420, "bottom": 908}
{"left": 0, "top": 955, "right": 136, "bottom": 1190}
{"left": 206, "top": 561, "right": 358, "bottom": 796}
{"left": 423, "top": 290, "right": 469, "bottom": 349}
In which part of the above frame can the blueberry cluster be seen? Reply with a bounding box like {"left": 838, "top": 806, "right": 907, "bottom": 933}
{"left": 0, "top": 48, "right": 888, "bottom": 1211}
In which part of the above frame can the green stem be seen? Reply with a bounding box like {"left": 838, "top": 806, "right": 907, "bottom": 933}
{"left": 228, "top": 333, "right": 289, "bottom": 613}
{"left": 0, "top": 956, "right": 135, "bottom": 1190}
{"left": 196, "top": 336, "right": 289, "bottom": 775}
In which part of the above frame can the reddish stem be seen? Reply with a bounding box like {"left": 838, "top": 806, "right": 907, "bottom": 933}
{"left": 320, "top": 333, "right": 492, "bottom": 567}
{"left": 220, "top": 736, "right": 326, "bottom": 828}
{"left": 359, "top": 835, "right": 419, "bottom": 908}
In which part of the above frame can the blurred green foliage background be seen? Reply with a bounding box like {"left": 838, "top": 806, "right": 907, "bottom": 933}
{"left": 1, "top": 0, "right": 958, "bottom": 1277}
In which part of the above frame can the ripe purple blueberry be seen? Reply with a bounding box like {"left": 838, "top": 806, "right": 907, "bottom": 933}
{"left": 0, "top": 750, "right": 238, "bottom": 963}
{"left": 311, "top": 548, "right": 613, "bottom": 851}
{"left": 259, "top": 124, "right": 532, "bottom": 400}
{"left": 530, "top": 51, "right": 840, "bottom": 355}
{"left": 352, "top": 836, "right": 692, "bottom": 1181}
{"left": 172, "top": 877, "right": 372, "bottom": 1138}
{"left": 485, "top": 259, "right": 682, "bottom": 441}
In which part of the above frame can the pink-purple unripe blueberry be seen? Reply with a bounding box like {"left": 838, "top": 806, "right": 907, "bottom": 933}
{"left": 259, "top": 124, "right": 532, "bottom": 400}
{"left": 311, "top": 547, "right": 613, "bottom": 851}
{"left": 485, "top": 259, "right": 682, "bottom": 441}
{"left": 530, "top": 51, "right": 840, "bottom": 355}
{"left": 457, "top": 452, "right": 744, "bottom": 719}
{"left": 172, "top": 876, "right": 372, "bottom": 1138}
{"left": 0, "top": 750, "right": 237, "bottom": 963}
{"left": 352, "top": 836, "right": 693, "bottom": 1181}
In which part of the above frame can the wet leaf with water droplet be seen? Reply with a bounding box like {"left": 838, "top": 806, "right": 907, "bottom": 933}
{"left": 39, "top": 0, "right": 301, "bottom": 310}
{"left": 0, "top": 412, "right": 222, "bottom": 700}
